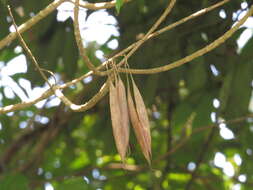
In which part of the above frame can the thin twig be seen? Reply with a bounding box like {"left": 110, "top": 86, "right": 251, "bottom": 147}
{"left": 91, "top": 0, "right": 177, "bottom": 76}
{"left": 123, "top": 0, "right": 177, "bottom": 59}
{"left": 149, "top": 0, "right": 230, "bottom": 41}
{"left": 112, "top": 0, "right": 177, "bottom": 71}
{"left": 8, "top": 6, "right": 63, "bottom": 106}
{"left": 8, "top": 5, "right": 109, "bottom": 112}
{"left": 69, "top": 0, "right": 230, "bottom": 77}
{"left": 68, "top": 0, "right": 131, "bottom": 10}
{"left": 0, "top": 0, "right": 243, "bottom": 114}
{"left": 0, "top": 0, "right": 65, "bottom": 50}
{"left": 54, "top": 78, "right": 110, "bottom": 112}
{"left": 0, "top": 73, "right": 109, "bottom": 114}
{"left": 0, "top": 0, "right": 133, "bottom": 50}
{"left": 1, "top": 0, "right": 178, "bottom": 113}
{"left": 8, "top": 6, "right": 54, "bottom": 88}
{"left": 73, "top": 0, "right": 103, "bottom": 76}
{"left": 110, "top": 0, "right": 230, "bottom": 60}
{"left": 117, "top": 4, "right": 253, "bottom": 74}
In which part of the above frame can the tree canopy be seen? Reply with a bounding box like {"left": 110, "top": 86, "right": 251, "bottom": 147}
{"left": 0, "top": 0, "right": 253, "bottom": 189}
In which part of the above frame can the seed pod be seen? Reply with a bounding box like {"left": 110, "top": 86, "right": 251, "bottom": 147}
{"left": 109, "top": 77, "right": 129, "bottom": 161}
{"left": 116, "top": 77, "right": 130, "bottom": 152}
{"left": 132, "top": 79, "right": 152, "bottom": 158}
{"left": 127, "top": 84, "right": 151, "bottom": 164}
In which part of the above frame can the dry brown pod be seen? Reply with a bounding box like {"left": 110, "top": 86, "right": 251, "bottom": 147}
{"left": 127, "top": 79, "right": 152, "bottom": 164}
{"left": 109, "top": 75, "right": 129, "bottom": 161}
{"left": 132, "top": 79, "right": 152, "bottom": 157}
{"left": 116, "top": 77, "right": 130, "bottom": 147}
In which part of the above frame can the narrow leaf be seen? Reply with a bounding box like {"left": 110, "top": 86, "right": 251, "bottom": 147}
{"left": 115, "top": 0, "right": 124, "bottom": 14}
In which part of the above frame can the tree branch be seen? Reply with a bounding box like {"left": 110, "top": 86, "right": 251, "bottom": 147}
{"left": 68, "top": 0, "right": 131, "bottom": 10}
{"left": 0, "top": 72, "right": 109, "bottom": 114}
{"left": 8, "top": 5, "right": 110, "bottom": 113}
{"left": 117, "top": 3, "right": 253, "bottom": 74}
{"left": 0, "top": 0, "right": 132, "bottom": 50}
{"left": 0, "top": 0, "right": 65, "bottom": 50}
{"left": 110, "top": 0, "right": 230, "bottom": 60}
{"left": 73, "top": 0, "right": 103, "bottom": 76}
{"left": 0, "top": 0, "right": 243, "bottom": 114}
{"left": 118, "top": 0, "right": 177, "bottom": 66}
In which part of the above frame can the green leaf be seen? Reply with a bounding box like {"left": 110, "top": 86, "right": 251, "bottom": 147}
{"left": 0, "top": 49, "right": 17, "bottom": 62}
{"left": 116, "top": 0, "right": 124, "bottom": 14}
{"left": 223, "top": 59, "right": 253, "bottom": 120}
{"left": 171, "top": 102, "right": 193, "bottom": 134}
{"left": 240, "top": 33, "right": 253, "bottom": 62}
{"left": 55, "top": 177, "right": 94, "bottom": 190}
{"left": 0, "top": 0, "right": 6, "bottom": 5}
{"left": 62, "top": 20, "right": 78, "bottom": 79}
{"left": 0, "top": 174, "right": 29, "bottom": 190}
{"left": 186, "top": 57, "right": 207, "bottom": 92}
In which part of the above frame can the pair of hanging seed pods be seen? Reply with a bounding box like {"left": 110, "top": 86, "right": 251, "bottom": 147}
{"left": 109, "top": 64, "right": 151, "bottom": 164}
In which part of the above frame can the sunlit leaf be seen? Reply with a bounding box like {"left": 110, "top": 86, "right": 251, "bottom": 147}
{"left": 116, "top": 0, "right": 124, "bottom": 14}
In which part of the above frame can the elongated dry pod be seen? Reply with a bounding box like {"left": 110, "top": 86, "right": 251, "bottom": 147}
{"left": 132, "top": 79, "right": 152, "bottom": 157}
{"left": 127, "top": 83, "right": 151, "bottom": 164}
{"left": 116, "top": 77, "right": 130, "bottom": 149}
{"left": 109, "top": 77, "right": 129, "bottom": 161}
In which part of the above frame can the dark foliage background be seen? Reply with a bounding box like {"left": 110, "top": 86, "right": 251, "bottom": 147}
{"left": 0, "top": 0, "right": 253, "bottom": 189}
